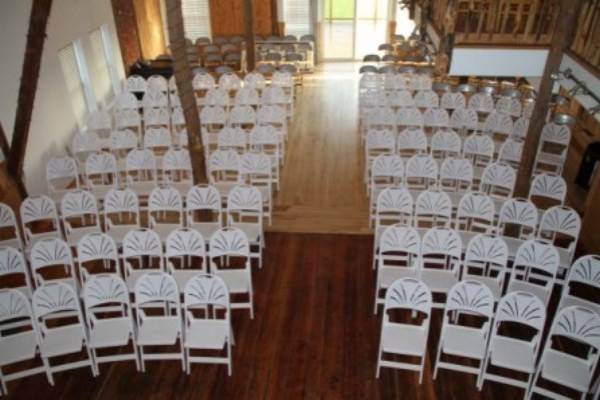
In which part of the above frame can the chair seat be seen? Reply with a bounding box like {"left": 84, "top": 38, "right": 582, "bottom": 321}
{"left": 152, "top": 223, "right": 182, "bottom": 242}
{"left": 0, "top": 237, "right": 22, "bottom": 251}
{"left": 441, "top": 325, "right": 487, "bottom": 359}
{"left": 378, "top": 266, "right": 418, "bottom": 289}
{"left": 189, "top": 222, "right": 221, "bottom": 241}
{"left": 0, "top": 331, "right": 38, "bottom": 365}
{"left": 126, "top": 268, "right": 161, "bottom": 291}
{"left": 89, "top": 317, "right": 133, "bottom": 349}
{"left": 137, "top": 316, "right": 181, "bottom": 346}
{"left": 107, "top": 224, "right": 138, "bottom": 245}
{"left": 66, "top": 226, "right": 102, "bottom": 247}
{"left": 382, "top": 323, "right": 428, "bottom": 356}
{"left": 215, "top": 269, "right": 250, "bottom": 293}
{"left": 462, "top": 275, "right": 503, "bottom": 300}
{"left": 229, "top": 222, "right": 262, "bottom": 242}
{"left": 185, "top": 319, "right": 228, "bottom": 349}
{"left": 26, "top": 231, "right": 61, "bottom": 252}
{"left": 536, "top": 153, "right": 563, "bottom": 166}
{"left": 171, "top": 269, "right": 207, "bottom": 292}
{"left": 489, "top": 336, "right": 536, "bottom": 373}
{"left": 540, "top": 349, "right": 593, "bottom": 392}
{"left": 40, "top": 325, "right": 85, "bottom": 358}
{"left": 507, "top": 281, "right": 550, "bottom": 306}
{"left": 420, "top": 269, "right": 459, "bottom": 293}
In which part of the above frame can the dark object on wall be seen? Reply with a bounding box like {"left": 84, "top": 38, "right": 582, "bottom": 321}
{"left": 576, "top": 141, "right": 600, "bottom": 189}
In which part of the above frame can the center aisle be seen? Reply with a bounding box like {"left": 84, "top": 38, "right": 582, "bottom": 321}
{"left": 270, "top": 63, "right": 371, "bottom": 235}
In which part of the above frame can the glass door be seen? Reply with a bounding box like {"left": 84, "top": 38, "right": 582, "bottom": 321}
{"left": 322, "top": 0, "right": 355, "bottom": 60}
{"left": 322, "top": 0, "right": 389, "bottom": 60}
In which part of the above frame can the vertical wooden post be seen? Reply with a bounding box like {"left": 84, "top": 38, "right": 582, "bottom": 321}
{"left": 514, "top": 0, "right": 584, "bottom": 197}
{"left": 166, "top": 0, "right": 206, "bottom": 183}
{"left": 244, "top": 0, "right": 257, "bottom": 72}
{"left": 111, "top": 0, "right": 143, "bottom": 74}
{"left": 0, "top": 123, "right": 11, "bottom": 163}
{"left": 7, "top": 0, "right": 53, "bottom": 198}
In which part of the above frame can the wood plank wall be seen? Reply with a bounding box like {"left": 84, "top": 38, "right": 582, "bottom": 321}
{"left": 209, "top": 0, "right": 274, "bottom": 37}
{"left": 133, "top": 0, "right": 167, "bottom": 59}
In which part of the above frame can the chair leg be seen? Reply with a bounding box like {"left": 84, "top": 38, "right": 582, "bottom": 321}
{"left": 227, "top": 341, "right": 232, "bottom": 376}
{"left": 0, "top": 370, "right": 7, "bottom": 395}
{"left": 42, "top": 357, "right": 54, "bottom": 386}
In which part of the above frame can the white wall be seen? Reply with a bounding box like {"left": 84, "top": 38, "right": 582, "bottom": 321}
{"left": 449, "top": 47, "right": 549, "bottom": 77}
{"left": 0, "top": 0, "right": 125, "bottom": 195}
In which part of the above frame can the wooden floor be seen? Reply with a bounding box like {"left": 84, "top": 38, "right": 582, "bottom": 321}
{"left": 270, "top": 63, "right": 371, "bottom": 235}
{"left": 5, "top": 233, "right": 526, "bottom": 399}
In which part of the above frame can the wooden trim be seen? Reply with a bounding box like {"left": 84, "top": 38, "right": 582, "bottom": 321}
{"left": 453, "top": 43, "right": 551, "bottom": 50}
{"left": 7, "top": 0, "right": 53, "bottom": 198}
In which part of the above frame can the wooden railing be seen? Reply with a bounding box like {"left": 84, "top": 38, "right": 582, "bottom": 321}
{"left": 570, "top": 0, "right": 600, "bottom": 73}
{"left": 418, "top": 0, "right": 600, "bottom": 74}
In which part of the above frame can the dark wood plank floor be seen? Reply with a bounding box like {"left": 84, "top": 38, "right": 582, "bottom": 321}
{"left": 5, "top": 233, "right": 525, "bottom": 399}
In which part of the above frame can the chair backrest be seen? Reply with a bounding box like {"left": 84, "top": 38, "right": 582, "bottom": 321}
{"left": 445, "top": 280, "right": 494, "bottom": 316}
{"left": 566, "top": 254, "right": 600, "bottom": 292}
{"left": 217, "top": 126, "right": 247, "bottom": 151}
{"left": 200, "top": 106, "right": 228, "bottom": 126}
{"left": 0, "top": 203, "right": 19, "bottom": 233}
{"left": 463, "top": 133, "right": 494, "bottom": 164}
{"left": 405, "top": 154, "right": 438, "bottom": 189}
{"left": 538, "top": 206, "right": 581, "bottom": 245}
{"left": 122, "top": 229, "right": 163, "bottom": 259}
{"left": 449, "top": 107, "right": 479, "bottom": 130}
{"left": 209, "top": 227, "right": 250, "bottom": 258}
{"left": 483, "top": 111, "right": 513, "bottom": 135}
{"left": 547, "top": 306, "right": 600, "bottom": 354}
{"left": 143, "top": 107, "right": 170, "bottom": 127}
{"left": 439, "top": 157, "right": 473, "bottom": 191}
{"left": 366, "top": 128, "right": 395, "bottom": 154}
{"left": 495, "top": 96, "right": 522, "bottom": 117}
{"left": 144, "top": 127, "right": 172, "bottom": 150}
{"left": 464, "top": 233, "right": 509, "bottom": 273}
{"left": 431, "top": 129, "right": 461, "bottom": 156}
{"left": 528, "top": 173, "right": 567, "bottom": 206}
{"left": 166, "top": 228, "right": 206, "bottom": 259}
{"left": 456, "top": 191, "right": 495, "bottom": 232}
{"left": 512, "top": 117, "right": 530, "bottom": 140}
{"left": 104, "top": 187, "right": 140, "bottom": 218}
{"left": 415, "top": 190, "right": 452, "bottom": 228}
{"left": 498, "top": 138, "right": 523, "bottom": 167}
{"left": 72, "top": 132, "right": 102, "bottom": 157}
{"left": 218, "top": 72, "right": 242, "bottom": 92}
{"left": 414, "top": 90, "right": 439, "bottom": 108}
{"left": 85, "top": 151, "right": 117, "bottom": 180}
{"left": 61, "top": 189, "right": 99, "bottom": 224}
{"left": 375, "top": 187, "right": 414, "bottom": 224}
{"left": 495, "top": 291, "right": 546, "bottom": 331}
{"left": 83, "top": 274, "right": 130, "bottom": 309}
{"left": 387, "top": 90, "right": 413, "bottom": 107}
{"left": 229, "top": 105, "right": 257, "bottom": 126}
{"left": 115, "top": 92, "right": 140, "bottom": 111}
{"left": 441, "top": 92, "right": 466, "bottom": 110}
{"left": 371, "top": 154, "right": 404, "bottom": 182}
{"left": 423, "top": 108, "right": 450, "bottom": 128}
{"left": 142, "top": 89, "right": 168, "bottom": 109}
{"left": 46, "top": 156, "right": 79, "bottom": 191}
{"left": 396, "top": 107, "right": 423, "bottom": 127}
{"left": 0, "top": 246, "right": 30, "bottom": 292}
{"left": 421, "top": 228, "right": 462, "bottom": 260}
{"left": 240, "top": 152, "right": 272, "bottom": 178}
{"left": 379, "top": 225, "right": 421, "bottom": 258}
{"left": 125, "top": 148, "right": 156, "bottom": 174}
{"left": 480, "top": 162, "right": 516, "bottom": 198}
{"left": 186, "top": 185, "right": 221, "bottom": 213}
{"left": 77, "top": 232, "right": 118, "bottom": 266}
{"left": 540, "top": 122, "right": 571, "bottom": 146}
{"left": 87, "top": 110, "right": 112, "bottom": 131}
{"left": 32, "top": 282, "right": 83, "bottom": 321}
{"left": 397, "top": 128, "right": 427, "bottom": 157}
{"left": 162, "top": 148, "right": 192, "bottom": 175}
{"left": 243, "top": 72, "right": 265, "bottom": 89}
{"left": 384, "top": 278, "right": 432, "bottom": 315}
{"left": 192, "top": 72, "right": 215, "bottom": 90}
{"left": 468, "top": 93, "right": 494, "bottom": 113}
{"left": 510, "top": 239, "right": 560, "bottom": 303}
{"left": 125, "top": 74, "right": 147, "bottom": 93}
{"left": 208, "top": 149, "right": 240, "bottom": 179}
{"left": 134, "top": 272, "right": 179, "bottom": 306}
{"left": 205, "top": 88, "right": 229, "bottom": 107}
{"left": 114, "top": 108, "right": 141, "bottom": 130}
{"left": 30, "top": 238, "right": 73, "bottom": 273}
{"left": 0, "top": 289, "right": 36, "bottom": 332}
{"left": 497, "top": 198, "right": 538, "bottom": 236}
{"left": 149, "top": 186, "right": 183, "bottom": 214}
{"left": 110, "top": 129, "right": 138, "bottom": 152}
{"left": 20, "top": 195, "right": 58, "bottom": 227}
{"left": 227, "top": 185, "right": 263, "bottom": 216}
{"left": 184, "top": 274, "right": 230, "bottom": 309}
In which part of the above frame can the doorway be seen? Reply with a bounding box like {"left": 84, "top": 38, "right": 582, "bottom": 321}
{"left": 321, "top": 0, "right": 389, "bottom": 60}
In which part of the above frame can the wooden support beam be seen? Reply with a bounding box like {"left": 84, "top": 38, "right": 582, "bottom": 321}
{"left": 514, "top": 0, "right": 584, "bottom": 197}
{"left": 0, "top": 123, "right": 11, "bottom": 163}
{"left": 166, "top": 0, "right": 206, "bottom": 183}
{"left": 7, "top": 0, "right": 53, "bottom": 197}
{"left": 244, "top": 0, "right": 257, "bottom": 72}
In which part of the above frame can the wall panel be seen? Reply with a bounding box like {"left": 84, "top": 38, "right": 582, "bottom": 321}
{"left": 209, "top": 0, "right": 273, "bottom": 37}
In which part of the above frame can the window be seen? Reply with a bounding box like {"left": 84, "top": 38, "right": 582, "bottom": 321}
{"left": 59, "top": 42, "right": 93, "bottom": 129}
{"left": 284, "top": 0, "right": 312, "bottom": 37}
{"left": 181, "top": 0, "right": 211, "bottom": 41}
{"left": 89, "top": 28, "right": 114, "bottom": 107}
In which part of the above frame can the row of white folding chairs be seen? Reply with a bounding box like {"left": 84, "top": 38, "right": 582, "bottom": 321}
{"left": 372, "top": 185, "right": 577, "bottom": 273}
{"left": 367, "top": 155, "right": 567, "bottom": 210}
{"left": 191, "top": 70, "right": 295, "bottom": 92}
{"left": 373, "top": 222, "right": 579, "bottom": 313}
{"left": 0, "top": 273, "right": 234, "bottom": 394}
{"left": 197, "top": 86, "right": 294, "bottom": 112}
{"left": 361, "top": 107, "right": 532, "bottom": 142}
{"left": 376, "top": 277, "right": 600, "bottom": 399}
{"left": 359, "top": 87, "right": 535, "bottom": 119}
{"left": 359, "top": 72, "right": 434, "bottom": 92}
{"left": 5, "top": 183, "right": 266, "bottom": 254}
{"left": 0, "top": 224, "right": 258, "bottom": 305}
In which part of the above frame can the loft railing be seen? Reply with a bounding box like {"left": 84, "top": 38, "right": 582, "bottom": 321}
{"left": 419, "top": 0, "right": 600, "bottom": 73}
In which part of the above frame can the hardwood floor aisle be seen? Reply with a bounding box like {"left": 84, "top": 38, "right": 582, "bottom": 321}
{"left": 4, "top": 233, "right": 523, "bottom": 399}
{"left": 270, "top": 63, "right": 371, "bottom": 235}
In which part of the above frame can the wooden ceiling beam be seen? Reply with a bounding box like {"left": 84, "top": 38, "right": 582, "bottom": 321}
{"left": 165, "top": 0, "right": 206, "bottom": 183}
{"left": 514, "top": 0, "right": 584, "bottom": 197}
{"left": 7, "top": 0, "right": 54, "bottom": 198}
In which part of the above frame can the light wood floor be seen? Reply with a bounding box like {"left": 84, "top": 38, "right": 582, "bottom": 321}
{"left": 270, "top": 63, "right": 371, "bottom": 235}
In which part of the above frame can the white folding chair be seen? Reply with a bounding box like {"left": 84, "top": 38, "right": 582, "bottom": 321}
{"left": 209, "top": 228, "right": 254, "bottom": 318}
{"left": 60, "top": 190, "right": 102, "bottom": 247}
{"left": 463, "top": 133, "right": 494, "bottom": 182}
{"left": 30, "top": 238, "right": 78, "bottom": 292}
{"left": 134, "top": 272, "right": 184, "bottom": 371}
{"left": 557, "top": 255, "right": 600, "bottom": 316}
{"left": 479, "top": 162, "right": 516, "bottom": 210}
{"left": 103, "top": 188, "right": 141, "bottom": 245}
{"left": 186, "top": 185, "right": 223, "bottom": 241}
{"left": 496, "top": 198, "right": 538, "bottom": 258}
{"left": 235, "top": 86, "right": 260, "bottom": 108}
{"left": 433, "top": 280, "right": 495, "bottom": 382}
{"left": 20, "top": 195, "right": 61, "bottom": 252}
{"left": 72, "top": 132, "right": 103, "bottom": 167}
{"left": 122, "top": 229, "right": 164, "bottom": 292}
{"left": 529, "top": 306, "right": 600, "bottom": 399}
{"left": 85, "top": 151, "right": 119, "bottom": 204}
{"left": 414, "top": 90, "right": 439, "bottom": 109}
{"left": 46, "top": 156, "right": 80, "bottom": 204}
{"left": 395, "top": 107, "right": 423, "bottom": 131}
{"left": 538, "top": 206, "right": 581, "bottom": 282}
{"left": 364, "top": 128, "right": 396, "bottom": 185}
{"left": 143, "top": 107, "right": 171, "bottom": 131}
{"left": 83, "top": 274, "right": 139, "bottom": 373}
{"left": 498, "top": 138, "right": 523, "bottom": 168}
{"left": 229, "top": 105, "right": 257, "bottom": 132}
{"left": 0, "top": 289, "right": 47, "bottom": 394}
{"left": 125, "top": 149, "right": 158, "bottom": 201}
{"left": 495, "top": 96, "right": 522, "bottom": 118}
{"left": 468, "top": 93, "right": 495, "bottom": 116}
{"left": 114, "top": 109, "right": 142, "bottom": 136}
{"left": 183, "top": 275, "right": 233, "bottom": 374}
{"left": 240, "top": 152, "right": 274, "bottom": 224}
{"left": 76, "top": 232, "right": 120, "bottom": 285}
{"left": 0, "top": 203, "right": 23, "bottom": 251}
{"left": 414, "top": 190, "right": 453, "bottom": 229}
{"left": 208, "top": 150, "right": 242, "bottom": 202}
{"left": 506, "top": 239, "right": 560, "bottom": 307}
{"left": 217, "top": 126, "right": 247, "bottom": 154}
{"left": 479, "top": 291, "right": 546, "bottom": 393}
{"left": 431, "top": 129, "right": 461, "bottom": 162}
{"left": 369, "top": 155, "right": 404, "bottom": 216}
{"left": 419, "top": 228, "right": 463, "bottom": 308}
{"left": 373, "top": 225, "right": 421, "bottom": 313}
{"left": 441, "top": 92, "right": 466, "bottom": 111}
{"left": 200, "top": 106, "right": 228, "bottom": 156}
{"left": 124, "top": 74, "right": 147, "bottom": 94}
{"left": 148, "top": 186, "right": 184, "bottom": 242}
{"left": 405, "top": 154, "right": 438, "bottom": 190}
{"left": 162, "top": 148, "right": 193, "bottom": 198}
{"left": 375, "top": 278, "right": 432, "bottom": 383}
{"left": 226, "top": 185, "right": 264, "bottom": 269}
{"left": 528, "top": 172, "right": 567, "bottom": 212}
{"left": 454, "top": 191, "right": 496, "bottom": 245}
{"left": 462, "top": 234, "right": 509, "bottom": 301}
{"left": 32, "top": 283, "right": 96, "bottom": 384}
{"left": 450, "top": 108, "right": 479, "bottom": 137}
{"left": 109, "top": 129, "right": 138, "bottom": 171}
{"left": 423, "top": 108, "right": 450, "bottom": 133}
{"left": 439, "top": 157, "right": 474, "bottom": 194}
{"left": 534, "top": 122, "right": 571, "bottom": 175}
{"left": 0, "top": 246, "right": 32, "bottom": 297}
{"left": 397, "top": 127, "right": 427, "bottom": 159}
{"left": 166, "top": 228, "right": 207, "bottom": 292}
